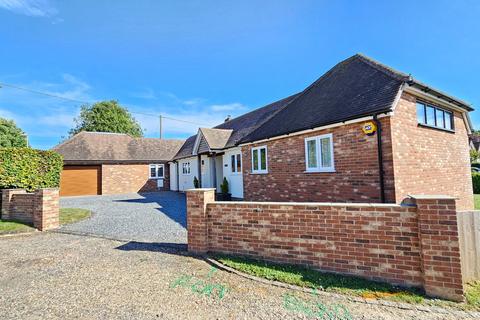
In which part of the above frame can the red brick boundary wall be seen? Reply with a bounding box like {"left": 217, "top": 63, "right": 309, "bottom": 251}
{"left": 1, "top": 188, "right": 60, "bottom": 231}
{"left": 186, "top": 189, "right": 464, "bottom": 301}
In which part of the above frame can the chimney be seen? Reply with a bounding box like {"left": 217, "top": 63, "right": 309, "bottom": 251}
{"left": 224, "top": 115, "right": 231, "bottom": 122}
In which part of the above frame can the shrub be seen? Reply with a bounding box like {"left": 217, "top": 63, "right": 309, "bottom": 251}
{"left": 0, "top": 148, "right": 63, "bottom": 191}
{"left": 220, "top": 177, "right": 229, "bottom": 194}
{"left": 193, "top": 176, "right": 199, "bottom": 188}
{"left": 473, "top": 172, "right": 480, "bottom": 194}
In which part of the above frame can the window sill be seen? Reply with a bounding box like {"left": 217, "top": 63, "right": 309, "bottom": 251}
{"left": 149, "top": 177, "right": 165, "bottom": 180}
{"left": 251, "top": 171, "right": 268, "bottom": 175}
{"left": 304, "top": 169, "right": 336, "bottom": 173}
{"left": 417, "top": 123, "right": 455, "bottom": 133}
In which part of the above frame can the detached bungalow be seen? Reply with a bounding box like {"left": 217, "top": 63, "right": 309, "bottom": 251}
{"left": 53, "top": 131, "right": 183, "bottom": 196}
{"left": 170, "top": 54, "right": 474, "bottom": 210}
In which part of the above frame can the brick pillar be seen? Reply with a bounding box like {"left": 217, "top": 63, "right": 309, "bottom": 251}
{"left": 33, "top": 188, "right": 59, "bottom": 231}
{"left": 411, "top": 195, "right": 464, "bottom": 302}
{"left": 186, "top": 188, "right": 215, "bottom": 254}
{"left": 1, "top": 189, "right": 27, "bottom": 220}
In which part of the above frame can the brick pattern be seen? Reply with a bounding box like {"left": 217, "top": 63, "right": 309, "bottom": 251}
{"left": 415, "top": 197, "right": 464, "bottom": 301}
{"left": 1, "top": 188, "right": 59, "bottom": 231}
{"left": 33, "top": 188, "right": 60, "bottom": 231}
{"left": 390, "top": 92, "right": 473, "bottom": 210}
{"left": 1, "top": 190, "right": 34, "bottom": 223}
{"left": 242, "top": 117, "right": 395, "bottom": 204}
{"left": 186, "top": 189, "right": 466, "bottom": 301}
{"left": 186, "top": 188, "right": 215, "bottom": 253}
{"left": 101, "top": 163, "right": 170, "bottom": 195}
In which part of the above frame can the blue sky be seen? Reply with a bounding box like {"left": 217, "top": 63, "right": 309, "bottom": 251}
{"left": 1, "top": 0, "right": 480, "bottom": 149}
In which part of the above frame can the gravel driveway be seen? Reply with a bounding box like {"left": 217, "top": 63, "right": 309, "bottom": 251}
{"left": 0, "top": 233, "right": 478, "bottom": 320}
{"left": 59, "top": 192, "right": 186, "bottom": 244}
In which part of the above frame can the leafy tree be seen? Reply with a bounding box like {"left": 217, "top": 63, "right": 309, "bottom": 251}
{"left": 471, "top": 149, "right": 479, "bottom": 163}
{"left": 0, "top": 117, "right": 27, "bottom": 147}
{"left": 69, "top": 100, "right": 143, "bottom": 137}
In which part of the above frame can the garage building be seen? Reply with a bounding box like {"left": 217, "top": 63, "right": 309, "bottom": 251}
{"left": 53, "top": 131, "right": 184, "bottom": 197}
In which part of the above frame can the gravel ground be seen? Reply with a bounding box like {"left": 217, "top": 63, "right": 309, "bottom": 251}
{"left": 59, "top": 192, "right": 186, "bottom": 243}
{"left": 0, "top": 232, "right": 478, "bottom": 320}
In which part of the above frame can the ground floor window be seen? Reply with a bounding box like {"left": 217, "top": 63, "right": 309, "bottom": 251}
{"left": 182, "top": 162, "right": 191, "bottom": 175}
{"left": 305, "top": 133, "right": 334, "bottom": 172}
{"left": 251, "top": 146, "right": 267, "bottom": 174}
{"left": 149, "top": 164, "right": 165, "bottom": 179}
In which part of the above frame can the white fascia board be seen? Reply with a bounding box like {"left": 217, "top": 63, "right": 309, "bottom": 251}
{"left": 192, "top": 129, "right": 203, "bottom": 156}
{"left": 404, "top": 85, "right": 473, "bottom": 133}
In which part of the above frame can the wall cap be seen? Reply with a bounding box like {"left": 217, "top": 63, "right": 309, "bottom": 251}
{"left": 212, "top": 201, "right": 404, "bottom": 208}
{"left": 408, "top": 194, "right": 458, "bottom": 200}
{"left": 185, "top": 188, "right": 216, "bottom": 192}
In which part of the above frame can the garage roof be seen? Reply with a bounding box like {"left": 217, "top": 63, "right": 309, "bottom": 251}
{"left": 53, "top": 131, "right": 184, "bottom": 164}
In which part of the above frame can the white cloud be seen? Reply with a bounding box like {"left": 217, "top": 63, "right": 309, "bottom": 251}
{"left": 0, "top": 75, "right": 251, "bottom": 147}
{"left": 130, "top": 88, "right": 157, "bottom": 100}
{"left": 210, "top": 103, "right": 246, "bottom": 112}
{"left": 0, "top": 0, "right": 57, "bottom": 17}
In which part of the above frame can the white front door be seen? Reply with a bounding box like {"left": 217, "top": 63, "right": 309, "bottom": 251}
{"left": 223, "top": 148, "right": 244, "bottom": 198}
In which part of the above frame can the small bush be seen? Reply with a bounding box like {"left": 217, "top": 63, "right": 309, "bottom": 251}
{"left": 0, "top": 148, "right": 63, "bottom": 191}
{"left": 193, "top": 176, "right": 199, "bottom": 188}
{"left": 220, "top": 177, "right": 229, "bottom": 194}
{"left": 473, "top": 173, "right": 480, "bottom": 194}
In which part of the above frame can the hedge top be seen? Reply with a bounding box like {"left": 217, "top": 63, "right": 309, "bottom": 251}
{"left": 0, "top": 147, "right": 63, "bottom": 192}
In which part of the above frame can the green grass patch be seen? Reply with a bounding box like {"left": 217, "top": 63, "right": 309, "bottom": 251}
{"left": 466, "top": 281, "right": 480, "bottom": 308}
{"left": 60, "top": 208, "right": 91, "bottom": 225}
{"left": 0, "top": 220, "right": 34, "bottom": 234}
{"left": 474, "top": 194, "right": 480, "bottom": 210}
{"left": 216, "top": 255, "right": 480, "bottom": 310}
{"left": 216, "top": 255, "right": 424, "bottom": 304}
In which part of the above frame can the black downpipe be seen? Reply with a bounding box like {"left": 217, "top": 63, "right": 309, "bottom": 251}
{"left": 373, "top": 114, "right": 386, "bottom": 203}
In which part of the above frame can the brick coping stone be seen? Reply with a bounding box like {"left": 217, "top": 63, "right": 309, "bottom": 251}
{"left": 211, "top": 201, "right": 406, "bottom": 207}
{"left": 205, "top": 257, "right": 480, "bottom": 318}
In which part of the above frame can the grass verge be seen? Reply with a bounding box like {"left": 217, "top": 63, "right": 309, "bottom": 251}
{"left": 216, "top": 254, "right": 480, "bottom": 310}
{"left": 0, "top": 220, "right": 34, "bottom": 234}
{"left": 474, "top": 194, "right": 480, "bottom": 210}
{"left": 60, "top": 208, "right": 91, "bottom": 225}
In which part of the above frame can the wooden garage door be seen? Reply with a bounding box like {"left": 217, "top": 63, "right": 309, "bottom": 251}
{"left": 60, "top": 166, "right": 101, "bottom": 196}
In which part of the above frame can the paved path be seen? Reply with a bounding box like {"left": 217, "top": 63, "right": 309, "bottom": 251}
{"left": 0, "top": 232, "right": 478, "bottom": 320}
{"left": 59, "top": 192, "right": 187, "bottom": 244}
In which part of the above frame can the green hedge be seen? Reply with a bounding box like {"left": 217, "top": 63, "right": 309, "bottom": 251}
{"left": 0, "top": 148, "right": 63, "bottom": 191}
{"left": 473, "top": 172, "right": 480, "bottom": 194}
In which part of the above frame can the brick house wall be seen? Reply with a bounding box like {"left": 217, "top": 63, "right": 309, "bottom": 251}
{"left": 187, "top": 189, "right": 465, "bottom": 301}
{"left": 241, "top": 92, "right": 472, "bottom": 209}
{"left": 242, "top": 117, "right": 395, "bottom": 203}
{"left": 390, "top": 92, "right": 473, "bottom": 210}
{"left": 101, "top": 163, "right": 170, "bottom": 195}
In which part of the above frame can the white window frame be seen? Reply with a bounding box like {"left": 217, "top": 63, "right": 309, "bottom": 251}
{"left": 230, "top": 153, "right": 242, "bottom": 174}
{"left": 181, "top": 162, "right": 191, "bottom": 175}
{"left": 149, "top": 164, "right": 165, "bottom": 179}
{"left": 251, "top": 146, "right": 268, "bottom": 174}
{"left": 304, "top": 133, "right": 335, "bottom": 173}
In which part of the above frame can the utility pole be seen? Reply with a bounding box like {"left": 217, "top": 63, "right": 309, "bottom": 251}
{"left": 159, "top": 114, "right": 163, "bottom": 139}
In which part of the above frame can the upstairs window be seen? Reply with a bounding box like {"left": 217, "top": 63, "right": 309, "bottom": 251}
{"left": 251, "top": 146, "right": 267, "bottom": 174}
{"left": 416, "top": 102, "right": 454, "bottom": 131}
{"left": 149, "top": 164, "right": 165, "bottom": 179}
{"left": 231, "top": 154, "right": 242, "bottom": 174}
{"left": 305, "top": 133, "right": 335, "bottom": 172}
{"left": 182, "top": 162, "right": 191, "bottom": 175}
